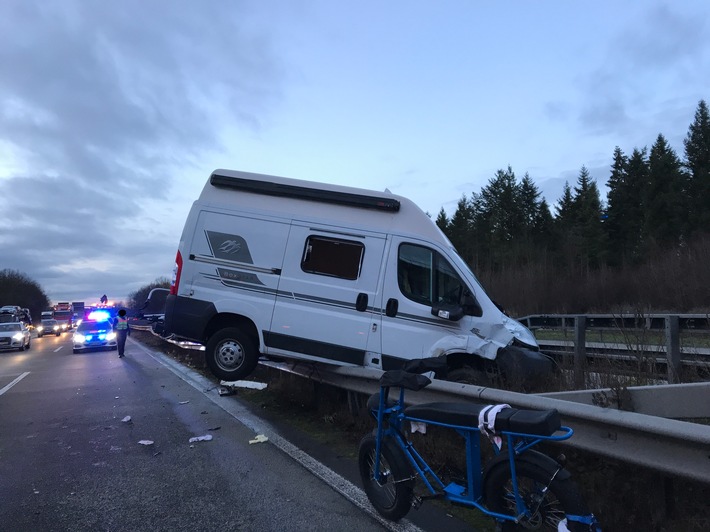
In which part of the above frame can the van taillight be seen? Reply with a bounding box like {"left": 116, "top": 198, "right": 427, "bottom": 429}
{"left": 170, "top": 251, "right": 183, "bottom": 295}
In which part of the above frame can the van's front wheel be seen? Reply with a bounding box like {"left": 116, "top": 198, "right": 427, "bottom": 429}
{"left": 205, "top": 327, "right": 259, "bottom": 381}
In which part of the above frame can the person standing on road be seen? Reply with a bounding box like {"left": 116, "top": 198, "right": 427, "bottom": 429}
{"left": 114, "top": 309, "right": 130, "bottom": 358}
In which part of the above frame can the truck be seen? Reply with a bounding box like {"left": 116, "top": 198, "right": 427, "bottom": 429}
{"left": 53, "top": 303, "right": 74, "bottom": 331}
{"left": 163, "top": 169, "right": 552, "bottom": 385}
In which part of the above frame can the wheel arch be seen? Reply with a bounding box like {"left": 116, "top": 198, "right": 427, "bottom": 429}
{"left": 203, "top": 313, "right": 260, "bottom": 350}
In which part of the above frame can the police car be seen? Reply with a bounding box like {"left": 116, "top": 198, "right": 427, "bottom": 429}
{"left": 72, "top": 310, "right": 117, "bottom": 353}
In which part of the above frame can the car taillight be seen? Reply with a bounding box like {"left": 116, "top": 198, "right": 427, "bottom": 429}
{"left": 170, "top": 250, "right": 183, "bottom": 295}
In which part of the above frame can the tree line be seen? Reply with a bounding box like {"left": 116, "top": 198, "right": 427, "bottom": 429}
{"left": 435, "top": 100, "right": 710, "bottom": 315}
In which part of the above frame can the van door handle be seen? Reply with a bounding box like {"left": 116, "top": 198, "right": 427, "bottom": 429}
{"left": 385, "top": 298, "right": 398, "bottom": 317}
{"left": 355, "top": 293, "right": 368, "bottom": 312}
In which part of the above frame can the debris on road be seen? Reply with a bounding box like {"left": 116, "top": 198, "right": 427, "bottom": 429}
{"left": 121, "top": 416, "right": 132, "bottom": 423}
{"left": 218, "top": 387, "right": 235, "bottom": 396}
{"left": 189, "top": 434, "right": 213, "bottom": 443}
{"left": 138, "top": 440, "right": 154, "bottom": 446}
{"left": 249, "top": 434, "right": 268, "bottom": 444}
{"left": 220, "top": 380, "right": 267, "bottom": 390}
{"left": 208, "top": 426, "right": 221, "bottom": 431}
{"left": 179, "top": 400, "right": 189, "bottom": 405}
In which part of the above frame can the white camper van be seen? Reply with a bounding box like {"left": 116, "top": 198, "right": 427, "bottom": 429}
{"left": 163, "top": 169, "right": 551, "bottom": 385}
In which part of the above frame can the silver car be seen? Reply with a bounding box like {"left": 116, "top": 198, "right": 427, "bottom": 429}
{"left": 0, "top": 322, "right": 31, "bottom": 351}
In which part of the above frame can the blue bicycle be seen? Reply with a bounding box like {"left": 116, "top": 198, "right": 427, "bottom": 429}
{"left": 358, "top": 357, "right": 600, "bottom": 531}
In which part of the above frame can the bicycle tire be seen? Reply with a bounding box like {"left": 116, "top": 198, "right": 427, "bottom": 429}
{"left": 358, "top": 433, "right": 414, "bottom": 521}
{"left": 484, "top": 458, "right": 594, "bottom": 531}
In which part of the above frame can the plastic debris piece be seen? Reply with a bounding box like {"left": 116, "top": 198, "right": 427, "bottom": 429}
{"left": 218, "top": 387, "right": 236, "bottom": 396}
{"left": 189, "top": 434, "right": 213, "bottom": 443}
{"left": 121, "top": 416, "right": 132, "bottom": 423}
{"left": 179, "top": 401, "right": 189, "bottom": 405}
{"left": 208, "top": 426, "right": 221, "bottom": 431}
{"left": 220, "top": 380, "right": 267, "bottom": 390}
{"left": 249, "top": 434, "right": 268, "bottom": 444}
{"left": 138, "top": 440, "right": 154, "bottom": 446}
{"left": 153, "top": 451, "right": 162, "bottom": 457}
{"left": 410, "top": 421, "right": 427, "bottom": 434}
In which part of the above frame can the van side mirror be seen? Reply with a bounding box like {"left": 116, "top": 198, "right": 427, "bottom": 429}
{"left": 462, "top": 291, "right": 483, "bottom": 317}
{"left": 431, "top": 303, "right": 464, "bottom": 321}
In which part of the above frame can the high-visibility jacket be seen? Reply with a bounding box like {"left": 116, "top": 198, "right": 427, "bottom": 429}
{"left": 115, "top": 317, "right": 128, "bottom": 330}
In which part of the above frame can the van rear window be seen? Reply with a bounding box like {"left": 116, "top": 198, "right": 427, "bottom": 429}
{"left": 301, "top": 236, "right": 364, "bottom": 280}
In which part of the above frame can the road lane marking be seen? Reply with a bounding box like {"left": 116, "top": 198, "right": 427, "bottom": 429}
{"left": 132, "top": 340, "right": 422, "bottom": 532}
{"left": 54, "top": 346, "right": 63, "bottom": 352}
{"left": 0, "top": 372, "right": 30, "bottom": 396}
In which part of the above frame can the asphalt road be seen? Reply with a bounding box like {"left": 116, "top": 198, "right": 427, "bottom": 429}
{"left": 0, "top": 331, "right": 436, "bottom": 531}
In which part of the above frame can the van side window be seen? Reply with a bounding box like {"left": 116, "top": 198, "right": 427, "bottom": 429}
{"left": 301, "top": 236, "right": 364, "bottom": 280}
{"left": 398, "top": 244, "right": 471, "bottom": 308}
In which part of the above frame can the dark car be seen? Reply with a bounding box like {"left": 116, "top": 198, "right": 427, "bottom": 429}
{"left": 72, "top": 320, "right": 117, "bottom": 353}
{"left": 37, "top": 319, "right": 61, "bottom": 337}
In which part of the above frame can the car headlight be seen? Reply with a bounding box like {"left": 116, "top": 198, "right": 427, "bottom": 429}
{"left": 61, "top": 324, "right": 68, "bottom": 330}
{"left": 37, "top": 326, "right": 44, "bottom": 332}
{"left": 53, "top": 325, "right": 60, "bottom": 331}
{"left": 74, "top": 333, "right": 86, "bottom": 343}
{"left": 502, "top": 317, "right": 538, "bottom": 348}
{"left": 13, "top": 332, "right": 24, "bottom": 340}
{"left": 106, "top": 332, "right": 117, "bottom": 341}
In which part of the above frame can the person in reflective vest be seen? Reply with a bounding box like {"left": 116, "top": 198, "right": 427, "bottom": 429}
{"left": 114, "top": 309, "right": 130, "bottom": 358}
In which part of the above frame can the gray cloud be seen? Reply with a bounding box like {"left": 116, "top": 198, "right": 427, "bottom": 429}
{"left": 0, "top": 1, "right": 284, "bottom": 301}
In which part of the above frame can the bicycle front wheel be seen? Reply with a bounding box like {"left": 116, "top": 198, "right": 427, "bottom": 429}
{"left": 484, "top": 459, "right": 594, "bottom": 531}
{"left": 358, "top": 433, "right": 414, "bottom": 521}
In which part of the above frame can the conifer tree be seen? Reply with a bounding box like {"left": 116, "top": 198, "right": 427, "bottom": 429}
{"left": 645, "top": 134, "right": 686, "bottom": 247}
{"left": 683, "top": 99, "right": 710, "bottom": 234}
{"left": 435, "top": 207, "right": 450, "bottom": 233}
{"left": 572, "top": 166, "right": 606, "bottom": 271}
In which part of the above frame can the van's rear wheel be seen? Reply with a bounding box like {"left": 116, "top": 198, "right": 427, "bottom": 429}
{"left": 206, "top": 327, "right": 259, "bottom": 381}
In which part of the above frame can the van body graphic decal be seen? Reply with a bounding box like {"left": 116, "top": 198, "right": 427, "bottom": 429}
{"left": 205, "top": 231, "right": 254, "bottom": 263}
{"left": 216, "top": 268, "right": 265, "bottom": 286}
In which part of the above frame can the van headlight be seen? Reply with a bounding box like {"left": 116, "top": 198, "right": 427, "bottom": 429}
{"left": 502, "top": 317, "right": 538, "bottom": 348}
{"left": 37, "top": 326, "right": 44, "bottom": 332}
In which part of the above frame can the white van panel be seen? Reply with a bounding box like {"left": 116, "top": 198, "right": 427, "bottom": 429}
{"left": 267, "top": 223, "right": 387, "bottom": 366}
{"left": 189, "top": 209, "right": 289, "bottom": 336}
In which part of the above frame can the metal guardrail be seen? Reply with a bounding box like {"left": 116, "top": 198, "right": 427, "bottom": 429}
{"left": 262, "top": 360, "right": 710, "bottom": 484}
{"left": 519, "top": 313, "right": 710, "bottom": 331}
{"left": 133, "top": 323, "right": 710, "bottom": 484}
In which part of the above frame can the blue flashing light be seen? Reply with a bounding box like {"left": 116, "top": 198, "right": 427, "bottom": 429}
{"left": 88, "top": 310, "right": 111, "bottom": 322}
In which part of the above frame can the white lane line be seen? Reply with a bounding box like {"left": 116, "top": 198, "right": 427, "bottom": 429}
{"left": 54, "top": 346, "right": 63, "bottom": 352}
{"left": 0, "top": 372, "right": 30, "bottom": 396}
{"left": 132, "top": 340, "right": 422, "bottom": 532}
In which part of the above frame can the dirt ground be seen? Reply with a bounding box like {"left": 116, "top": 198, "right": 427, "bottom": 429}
{"left": 132, "top": 330, "right": 710, "bottom": 531}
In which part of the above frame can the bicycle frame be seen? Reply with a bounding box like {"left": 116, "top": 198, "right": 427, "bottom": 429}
{"left": 371, "top": 384, "right": 574, "bottom": 524}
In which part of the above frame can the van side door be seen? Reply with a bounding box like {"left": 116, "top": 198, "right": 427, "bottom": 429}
{"left": 266, "top": 223, "right": 386, "bottom": 366}
{"left": 378, "top": 238, "right": 481, "bottom": 369}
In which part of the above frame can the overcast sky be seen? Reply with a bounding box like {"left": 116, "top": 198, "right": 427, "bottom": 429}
{"left": 1, "top": 1, "right": 709, "bottom": 305}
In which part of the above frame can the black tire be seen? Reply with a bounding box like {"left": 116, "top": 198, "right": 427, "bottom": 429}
{"left": 55, "top": 332, "right": 60, "bottom": 337}
{"left": 18, "top": 344, "right": 25, "bottom": 351}
{"left": 358, "top": 433, "right": 414, "bottom": 521}
{"left": 72, "top": 348, "right": 79, "bottom": 354}
{"left": 205, "top": 327, "right": 259, "bottom": 381}
{"left": 37, "top": 333, "right": 43, "bottom": 338}
{"left": 484, "top": 459, "right": 592, "bottom": 531}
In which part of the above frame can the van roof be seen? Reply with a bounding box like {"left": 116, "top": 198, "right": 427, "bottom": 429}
{"left": 199, "top": 169, "right": 452, "bottom": 246}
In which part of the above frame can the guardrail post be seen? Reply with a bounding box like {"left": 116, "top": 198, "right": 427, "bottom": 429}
{"left": 665, "top": 315, "right": 681, "bottom": 384}
{"left": 574, "top": 316, "right": 586, "bottom": 389}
